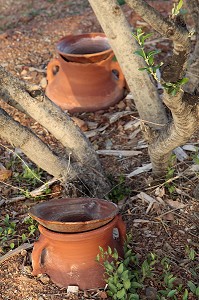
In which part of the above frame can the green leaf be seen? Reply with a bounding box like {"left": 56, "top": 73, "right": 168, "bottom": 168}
{"left": 129, "top": 294, "right": 139, "bottom": 300}
{"left": 167, "top": 289, "right": 177, "bottom": 297}
{"left": 140, "top": 33, "right": 153, "bottom": 44}
{"left": 107, "top": 246, "right": 112, "bottom": 255}
{"left": 131, "top": 282, "right": 143, "bottom": 289}
{"left": 196, "top": 287, "right": 199, "bottom": 296}
{"left": 176, "top": 0, "right": 183, "bottom": 12}
{"left": 182, "top": 289, "right": 189, "bottom": 300}
{"left": 117, "top": 0, "right": 126, "bottom": 5}
{"left": 96, "top": 254, "right": 100, "bottom": 262}
{"left": 117, "top": 282, "right": 123, "bottom": 290}
{"left": 116, "top": 288, "right": 126, "bottom": 299}
{"left": 188, "top": 248, "right": 195, "bottom": 261}
{"left": 121, "top": 269, "right": 129, "bottom": 281}
{"left": 108, "top": 282, "right": 117, "bottom": 294}
{"left": 124, "top": 279, "right": 131, "bottom": 290}
{"left": 134, "top": 50, "right": 145, "bottom": 59}
{"left": 10, "top": 242, "right": 15, "bottom": 249}
{"left": 147, "top": 50, "right": 161, "bottom": 58}
{"left": 179, "top": 77, "right": 189, "bottom": 85}
{"left": 117, "top": 263, "right": 124, "bottom": 274}
{"left": 187, "top": 281, "right": 196, "bottom": 293}
{"left": 138, "top": 67, "right": 149, "bottom": 72}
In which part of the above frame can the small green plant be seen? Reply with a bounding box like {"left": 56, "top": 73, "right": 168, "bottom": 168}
{"left": 164, "top": 155, "right": 176, "bottom": 194}
{"left": 132, "top": 28, "right": 189, "bottom": 96}
{"left": 0, "top": 214, "right": 16, "bottom": 248}
{"left": 171, "top": 0, "right": 183, "bottom": 18}
{"left": 96, "top": 242, "right": 142, "bottom": 300}
{"left": 108, "top": 175, "right": 131, "bottom": 203}
{"left": 185, "top": 246, "right": 196, "bottom": 261}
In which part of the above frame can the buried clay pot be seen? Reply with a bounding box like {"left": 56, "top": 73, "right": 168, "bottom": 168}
{"left": 45, "top": 33, "right": 126, "bottom": 112}
{"left": 32, "top": 215, "right": 126, "bottom": 289}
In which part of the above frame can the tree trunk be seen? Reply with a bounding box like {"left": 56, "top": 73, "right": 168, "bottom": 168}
{"left": 88, "top": 0, "right": 168, "bottom": 128}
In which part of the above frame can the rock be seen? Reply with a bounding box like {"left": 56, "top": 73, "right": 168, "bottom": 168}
{"left": 117, "top": 100, "right": 126, "bottom": 110}
{"left": 21, "top": 69, "right": 27, "bottom": 76}
{"left": 67, "top": 285, "right": 79, "bottom": 294}
{"left": 40, "top": 77, "right": 47, "bottom": 89}
{"left": 145, "top": 287, "right": 157, "bottom": 300}
{"left": 20, "top": 249, "right": 27, "bottom": 256}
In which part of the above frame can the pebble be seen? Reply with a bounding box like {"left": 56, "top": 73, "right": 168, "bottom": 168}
{"left": 21, "top": 249, "right": 27, "bottom": 256}
{"left": 21, "top": 69, "right": 28, "bottom": 76}
{"left": 67, "top": 285, "right": 79, "bottom": 294}
{"left": 40, "top": 77, "right": 47, "bottom": 89}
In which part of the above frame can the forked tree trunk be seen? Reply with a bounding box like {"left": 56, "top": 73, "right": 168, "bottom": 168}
{"left": 0, "top": 66, "right": 110, "bottom": 197}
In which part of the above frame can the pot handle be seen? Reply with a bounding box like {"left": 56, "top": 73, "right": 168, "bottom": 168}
{"left": 111, "top": 61, "right": 125, "bottom": 89}
{"left": 31, "top": 236, "right": 48, "bottom": 275}
{"left": 46, "top": 58, "right": 60, "bottom": 85}
{"left": 115, "top": 214, "right": 126, "bottom": 245}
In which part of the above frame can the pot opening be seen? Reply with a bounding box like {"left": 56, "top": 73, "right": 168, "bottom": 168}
{"left": 57, "top": 37, "right": 111, "bottom": 55}
{"left": 56, "top": 213, "right": 93, "bottom": 223}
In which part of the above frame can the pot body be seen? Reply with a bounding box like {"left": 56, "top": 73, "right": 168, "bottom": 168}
{"left": 45, "top": 53, "right": 125, "bottom": 112}
{"left": 32, "top": 215, "right": 126, "bottom": 289}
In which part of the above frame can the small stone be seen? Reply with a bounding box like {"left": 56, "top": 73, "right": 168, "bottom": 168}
{"left": 145, "top": 286, "right": 157, "bottom": 300}
{"left": 38, "top": 274, "right": 50, "bottom": 284}
{"left": 21, "top": 69, "right": 28, "bottom": 76}
{"left": 21, "top": 249, "right": 27, "bottom": 256}
{"left": 117, "top": 100, "right": 126, "bottom": 110}
{"left": 38, "top": 297, "right": 44, "bottom": 300}
{"left": 40, "top": 77, "right": 47, "bottom": 89}
{"left": 67, "top": 285, "right": 79, "bottom": 294}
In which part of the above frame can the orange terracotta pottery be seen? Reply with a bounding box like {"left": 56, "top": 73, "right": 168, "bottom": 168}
{"left": 32, "top": 215, "right": 126, "bottom": 289}
{"left": 45, "top": 33, "right": 125, "bottom": 112}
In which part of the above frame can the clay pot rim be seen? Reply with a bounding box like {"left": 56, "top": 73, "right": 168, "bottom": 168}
{"left": 58, "top": 51, "right": 115, "bottom": 66}
{"left": 29, "top": 198, "right": 119, "bottom": 232}
{"left": 56, "top": 32, "right": 113, "bottom": 62}
{"left": 38, "top": 215, "right": 120, "bottom": 241}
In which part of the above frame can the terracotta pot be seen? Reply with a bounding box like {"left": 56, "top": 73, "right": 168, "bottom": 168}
{"left": 32, "top": 215, "right": 126, "bottom": 289}
{"left": 56, "top": 32, "right": 112, "bottom": 63}
{"left": 29, "top": 198, "right": 119, "bottom": 233}
{"left": 46, "top": 54, "right": 125, "bottom": 112}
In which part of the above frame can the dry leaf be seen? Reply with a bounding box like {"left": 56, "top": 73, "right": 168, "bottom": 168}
{"left": 0, "top": 168, "right": 12, "bottom": 181}
{"left": 166, "top": 199, "right": 186, "bottom": 209}
{"left": 162, "top": 212, "right": 175, "bottom": 221}
{"left": 155, "top": 186, "right": 165, "bottom": 198}
{"left": 99, "top": 291, "right": 108, "bottom": 299}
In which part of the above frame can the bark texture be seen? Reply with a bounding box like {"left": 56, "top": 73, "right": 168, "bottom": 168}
{"left": 185, "top": 0, "right": 199, "bottom": 93}
{"left": 88, "top": 0, "right": 168, "bottom": 128}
